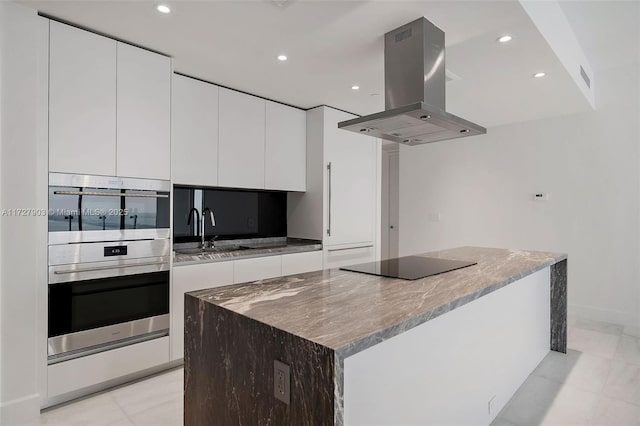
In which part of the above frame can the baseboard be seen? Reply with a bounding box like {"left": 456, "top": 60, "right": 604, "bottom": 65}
{"left": 0, "top": 393, "right": 40, "bottom": 426}
{"left": 569, "top": 302, "right": 639, "bottom": 328}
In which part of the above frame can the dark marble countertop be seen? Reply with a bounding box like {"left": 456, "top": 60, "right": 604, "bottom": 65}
{"left": 190, "top": 246, "right": 566, "bottom": 356}
{"left": 173, "top": 237, "right": 322, "bottom": 266}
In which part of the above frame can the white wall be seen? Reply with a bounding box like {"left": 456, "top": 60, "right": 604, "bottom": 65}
{"left": 345, "top": 268, "right": 550, "bottom": 425}
{"left": 0, "top": 2, "right": 42, "bottom": 424}
{"left": 399, "top": 62, "right": 640, "bottom": 327}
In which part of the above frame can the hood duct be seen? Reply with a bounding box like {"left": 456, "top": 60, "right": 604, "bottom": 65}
{"left": 338, "top": 17, "right": 486, "bottom": 146}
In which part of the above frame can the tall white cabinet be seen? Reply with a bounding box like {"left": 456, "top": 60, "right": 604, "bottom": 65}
{"left": 48, "top": 21, "right": 171, "bottom": 179}
{"left": 288, "top": 106, "right": 381, "bottom": 268}
{"left": 49, "top": 21, "right": 117, "bottom": 176}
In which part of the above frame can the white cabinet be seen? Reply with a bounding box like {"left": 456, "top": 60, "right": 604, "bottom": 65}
{"left": 49, "top": 21, "right": 116, "bottom": 176}
{"left": 324, "top": 108, "right": 378, "bottom": 247}
{"left": 171, "top": 250, "right": 322, "bottom": 359}
{"left": 265, "top": 101, "right": 306, "bottom": 191}
{"left": 172, "top": 75, "right": 219, "bottom": 186}
{"left": 171, "top": 261, "right": 234, "bottom": 360}
{"left": 281, "top": 251, "right": 323, "bottom": 276}
{"left": 218, "top": 88, "right": 265, "bottom": 189}
{"left": 48, "top": 21, "right": 171, "bottom": 180}
{"left": 48, "top": 337, "right": 169, "bottom": 397}
{"left": 116, "top": 43, "right": 171, "bottom": 180}
{"left": 323, "top": 245, "right": 375, "bottom": 270}
{"left": 233, "top": 256, "right": 282, "bottom": 284}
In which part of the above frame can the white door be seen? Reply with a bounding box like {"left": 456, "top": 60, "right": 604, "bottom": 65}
{"left": 49, "top": 22, "right": 116, "bottom": 176}
{"left": 265, "top": 101, "right": 306, "bottom": 191}
{"left": 116, "top": 43, "right": 171, "bottom": 180}
{"left": 324, "top": 109, "right": 377, "bottom": 247}
{"left": 172, "top": 75, "right": 219, "bottom": 186}
{"left": 218, "top": 88, "right": 265, "bottom": 189}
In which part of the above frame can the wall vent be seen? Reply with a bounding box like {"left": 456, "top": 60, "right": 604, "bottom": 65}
{"left": 580, "top": 65, "right": 591, "bottom": 89}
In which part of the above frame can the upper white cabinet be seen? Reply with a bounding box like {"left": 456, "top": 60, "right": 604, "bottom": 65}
{"left": 324, "top": 108, "right": 378, "bottom": 247}
{"left": 49, "top": 21, "right": 117, "bottom": 176}
{"left": 218, "top": 88, "right": 265, "bottom": 189}
{"left": 116, "top": 43, "right": 171, "bottom": 180}
{"left": 265, "top": 101, "right": 306, "bottom": 191}
{"left": 48, "top": 21, "right": 171, "bottom": 180}
{"left": 172, "top": 75, "right": 219, "bottom": 186}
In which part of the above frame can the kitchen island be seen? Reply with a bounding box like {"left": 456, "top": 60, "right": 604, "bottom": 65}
{"left": 184, "top": 247, "right": 567, "bottom": 426}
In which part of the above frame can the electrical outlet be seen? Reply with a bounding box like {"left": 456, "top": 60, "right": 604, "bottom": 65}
{"left": 488, "top": 395, "right": 497, "bottom": 415}
{"left": 274, "top": 360, "right": 290, "bottom": 404}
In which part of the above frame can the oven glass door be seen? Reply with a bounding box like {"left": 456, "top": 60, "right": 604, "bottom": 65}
{"left": 48, "top": 271, "right": 169, "bottom": 338}
{"left": 48, "top": 187, "right": 170, "bottom": 233}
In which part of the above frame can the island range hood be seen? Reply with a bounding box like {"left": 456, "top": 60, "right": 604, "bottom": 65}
{"left": 338, "top": 17, "right": 486, "bottom": 146}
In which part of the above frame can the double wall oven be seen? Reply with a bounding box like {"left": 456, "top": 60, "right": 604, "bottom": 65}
{"left": 48, "top": 173, "right": 171, "bottom": 364}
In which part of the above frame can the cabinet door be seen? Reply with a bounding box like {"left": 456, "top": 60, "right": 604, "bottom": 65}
{"left": 172, "top": 75, "right": 219, "bottom": 186}
{"left": 323, "top": 245, "right": 375, "bottom": 270}
{"left": 49, "top": 22, "right": 116, "bottom": 176}
{"left": 171, "top": 261, "right": 234, "bottom": 360}
{"left": 281, "top": 251, "right": 323, "bottom": 276}
{"left": 265, "top": 101, "right": 306, "bottom": 191}
{"left": 116, "top": 43, "right": 171, "bottom": 180}
{"left": 233, "top": 256, "right": 282, "bottom": 284}
{"left": 324, "top": 109, "right": 378, "bottom": 247}
{"left": 218, "top": 88, "right": 265, "bottom": 189}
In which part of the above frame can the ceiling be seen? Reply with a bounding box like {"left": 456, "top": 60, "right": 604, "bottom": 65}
{"left": 559, "top": 0, "right": 639, "bottom": 73}
{"left": 19, "top": 0, "right": 603, "bottom": 128}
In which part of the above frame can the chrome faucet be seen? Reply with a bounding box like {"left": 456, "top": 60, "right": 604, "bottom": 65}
{"left": 201, "top": 207, "right": 216, "bottom": 248}
{"left": 187, "top": 208, "right": 200, "bottom": 239}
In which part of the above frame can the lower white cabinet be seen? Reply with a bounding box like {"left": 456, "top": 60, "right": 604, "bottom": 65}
{"left": 48, "top": 336, "right": 170, "bottom": 398}
{"left": 234, "top": 256, "right": 282, "bottom": 284}
{"left": 323, "top": 245, "right": 375, "bottom": 270}
{"left": 171, "top": 250, "right": 323, "bottom": 360}
{"left": 281, "top": 251, "right": 323, "bottom": 276}
{"left": 171, "top": 261, "right": 234, "bottom": 360}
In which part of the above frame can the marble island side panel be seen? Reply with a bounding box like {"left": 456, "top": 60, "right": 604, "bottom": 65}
{"left": 184, "top": 296, "right": 335, "bottom": 426}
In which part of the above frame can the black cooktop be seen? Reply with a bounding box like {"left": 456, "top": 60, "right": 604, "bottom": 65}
{"left": 340, "top": 256, "right": 477, "bottom": 280}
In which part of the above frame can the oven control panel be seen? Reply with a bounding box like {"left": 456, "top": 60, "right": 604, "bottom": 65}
{"left": 104, "top": 246, "right": 128, "bottom": 257}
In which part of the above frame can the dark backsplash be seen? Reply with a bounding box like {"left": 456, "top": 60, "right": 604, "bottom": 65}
{"left": 173, "top": 186, "right": 286, "bottom": 242}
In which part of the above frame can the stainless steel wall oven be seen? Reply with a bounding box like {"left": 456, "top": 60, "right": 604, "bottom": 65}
{"left": 47, "top": 173, "right": 171, "bottom": 364}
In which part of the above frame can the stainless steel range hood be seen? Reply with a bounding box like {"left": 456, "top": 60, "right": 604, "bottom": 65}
{"left": 338, "top": 17, "right": 486, "bottom": 146}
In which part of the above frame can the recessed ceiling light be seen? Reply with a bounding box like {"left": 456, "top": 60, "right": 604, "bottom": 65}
{"left": 351, "top": 85, "right": 360, "bottom": 90}
{"left": 534, "top": 72, "right": 546, "bottom": 78}
{"left": 156, "top": 4, "right": 171, "bottom": 13}
{"left": 277, "top": 55, "right": 287, "bottom": 61}
{"left": 497, "top": 35, "right": 512, "bottom": 43}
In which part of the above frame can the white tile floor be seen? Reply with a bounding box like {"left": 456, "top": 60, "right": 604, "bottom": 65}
{"left": 493, "top": 319, "right": 640, "bottom": 426}
{"left": 38, "top": 320, "right": 640, "bottom": 426}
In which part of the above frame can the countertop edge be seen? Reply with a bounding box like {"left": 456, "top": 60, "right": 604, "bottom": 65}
{"left": 173, "top": 244, "right": 323, "bottom": 266}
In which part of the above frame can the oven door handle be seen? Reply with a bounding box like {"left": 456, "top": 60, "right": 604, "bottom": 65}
{"left": 53, "top": 191, "right": 168, "bottom": 199}
{"left": 53, "top": 261, "right": 168, "bottom": 275}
